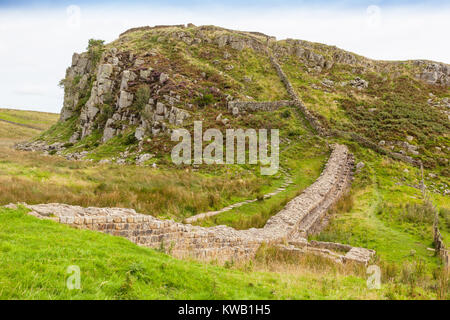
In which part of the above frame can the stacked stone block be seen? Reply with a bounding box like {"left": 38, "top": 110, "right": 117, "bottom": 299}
{"left": 15, "top": 144, "right": 375, "bottom": 264}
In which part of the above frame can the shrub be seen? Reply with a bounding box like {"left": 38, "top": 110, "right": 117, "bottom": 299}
{"left": 97, "top": 104, "right": 114, "bottom": 128}
{"left": 400, "top": 202, "right": 435, "bottom": 225}
{"left": 195, "top": 93, "right": 215, "bottom": 107}
{"left": 281, "top": 110, "right": 291, "bottom": 118}
{"left": 125, "top": 133, "right": 138, "bottom": 145}
{"left": 132, "top": 87, "right": 151, "bottom": 112}
{"left": 288, "top": 129, "right": 301, "bottom": 137}
{"left": 87, "top": 39, "right": 105, "bottom": 66}
{"left": 256, "top": 193, "right": 265, "bottom": 202}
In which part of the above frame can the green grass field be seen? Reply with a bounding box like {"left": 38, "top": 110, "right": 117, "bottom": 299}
{"left": 0, "top": 205, "right": 442, "bottom": 300}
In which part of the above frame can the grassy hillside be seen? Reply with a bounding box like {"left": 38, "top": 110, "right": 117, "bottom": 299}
{"left": 0, "top": 107, "right": 327, "bottom": 223}
{"left": 0, "top": 108, "right": 58, "bottom": 131}
{"left": 0, "top": 108, "right": 58, "bottom": 146}
{"left": 0, "top": 109, "right": 448, "bottom": 300}
{"left": 1, "top": 206, "right": 446, "bottom": 300}
{"left": 1, "top": 24, "right": 448, "bottom": 300}
{"left": 279, "top": 49, "right": 449, "bottom": 173}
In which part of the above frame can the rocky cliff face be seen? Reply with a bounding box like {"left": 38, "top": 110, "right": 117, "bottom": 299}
{"left": 415, "top": 60, "right": 450, "bottom": 86}
{"left": 60, "top": 52, "right": 93, "bottom": 122}
{"left": 61, "top": 47, "right": 191, "bottom": 146}
{"left": 55, "top": 24, "right": 449, "bottom": 154}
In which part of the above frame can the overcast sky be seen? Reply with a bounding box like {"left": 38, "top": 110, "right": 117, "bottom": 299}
{"left": 1, "top": 0, "right": 449, "bottom": 113}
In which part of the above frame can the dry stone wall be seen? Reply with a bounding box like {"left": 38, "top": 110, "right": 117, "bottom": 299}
{"left": 332, "top": 130, "right": 422, "bottom": 167}
{"left": 185, "top": 168, "right": 293, "bottom": 223}
{"left": 269, "top": 56, "right": 328, "bottom": 136}
{"left": 11, "top": 144, "right": 373, "bottom": 264}
{"left": 434, "top": 216, "right": 449, "bottom": 268}
{"left": 227, "top": 100, "right": 292, "bottom": 115}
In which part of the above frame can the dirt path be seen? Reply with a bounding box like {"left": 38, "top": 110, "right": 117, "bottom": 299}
{"left": 0, "top": 118, "right": 41, "bottom": 131}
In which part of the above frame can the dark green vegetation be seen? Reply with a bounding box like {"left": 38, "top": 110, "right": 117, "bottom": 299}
{"left": 1, "top": 25, "right": 449, "bottom": 300}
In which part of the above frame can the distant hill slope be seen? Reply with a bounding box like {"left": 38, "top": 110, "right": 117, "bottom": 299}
{"left": 0, "top": 108, "right": 58, "bottom": 131}
{"left": 0, "top": 108, "right": 58, "bottom": 144}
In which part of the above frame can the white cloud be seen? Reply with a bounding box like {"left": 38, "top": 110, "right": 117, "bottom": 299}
{"left": 0, "top": 4, "right": 449, "bottom": 113}
{"left": 13, "top": 84, "right": 49, "bottom": 96}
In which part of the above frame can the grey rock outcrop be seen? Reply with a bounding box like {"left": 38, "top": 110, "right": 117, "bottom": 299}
{"left": 415, "top": 61, "right": 450, "bottom": 86}
{"left": 349, "top": 77, "right": 369, "bottom": 90}
{"left": 60, "top": 53, "right": 92, "bottom": 122}
{"left": 120, "top": 70, "right": 137, "bottom": 90}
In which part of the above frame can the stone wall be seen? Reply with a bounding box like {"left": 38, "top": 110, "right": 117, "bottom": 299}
{"left": 434, "top": 215, "right": 449, "bottom": 268}
{"left": 119, "top": 25, "right": 187, "bottom": 37}
{"left": 227, "top": 100, "right": 292, "bottom": 115}
{"left": 332, "top": 129, "right": 422, "bottom": 168}
{"left": 269, "top": 56, "right": 328, "bottom": 136}
{"left": 13, "top": 144, "right": 375, "bottom": 264}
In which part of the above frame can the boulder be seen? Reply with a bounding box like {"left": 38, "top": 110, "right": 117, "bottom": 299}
{"left": 97, "top": 64, "right": 113, "bottom": 80}
{"left": 356, "top": 162, "right": 365, "bottom": 170}
{"left": 134, "top": 58, "right": 145, "bottom": 67}
{"left": 120, "top": 70, "right": 137, "bottom": 90}
{"left": 136, "top": 153, "right": 154, "bottom": 165}
{"left": 349, "top": 77, "right": 369, "bottom": 90}
{"left": 135, "top": 126, "right": 146, "bottom": 141}
{"left": 321, "top": 79, "right": 334, "bottom": 87}
{"left": 102, "top": 119, "right": 116, "bottom": 142}
{"left": 140, "top": 68, "right": 152, "bottom": 79}
{"left": 69, "top": 132, "right": 80, "bottom": 143}
{"left": 118, "top": 90, "right": 134, "bottom": 109}
{"left": 159, "top": 73, "right": 169, "bottom": 84}
{"left": 156, "top": 102, "right": 165, "bottom": 115}
{"left": 86, "top": 104, "right": 99, "bottom": 119}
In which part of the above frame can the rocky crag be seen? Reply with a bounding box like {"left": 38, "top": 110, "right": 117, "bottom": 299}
{"left": 11, "top": 23, "right": 450, "bottom": 265}
{"left": 46, "top": 24, "right": 449, "bottom": 154}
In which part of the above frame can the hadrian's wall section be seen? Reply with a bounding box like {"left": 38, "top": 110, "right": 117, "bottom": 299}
{"left": 268, "top": 56, "right": 328, "bottom": 136}
{"left": 15, "top": 144, "right": 375, "bottom": 264}
{"left": 434, "top": 218, "right": 449, "bottom": 268}
{"left": 227, "top": 100, "right": 292, "bottom": 114}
